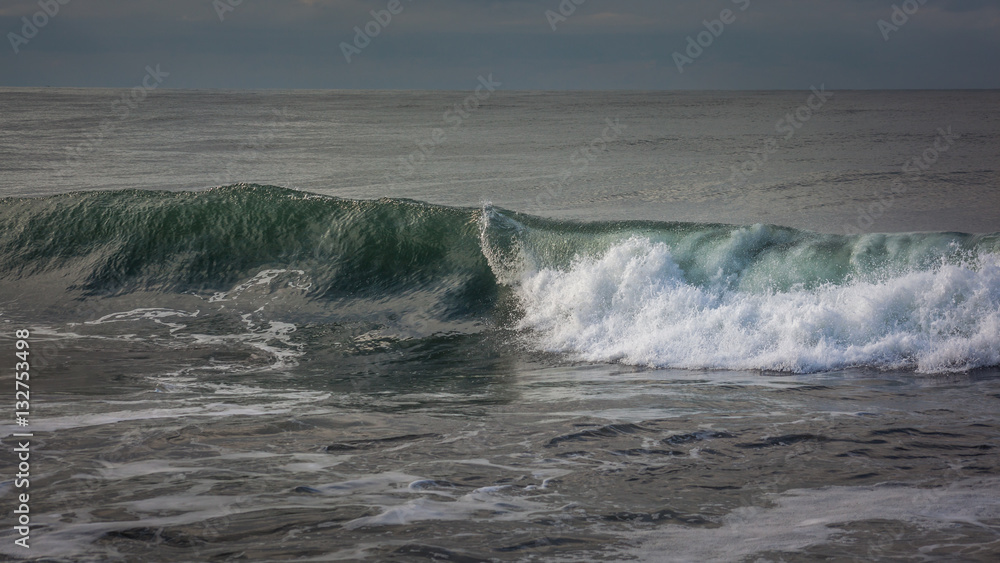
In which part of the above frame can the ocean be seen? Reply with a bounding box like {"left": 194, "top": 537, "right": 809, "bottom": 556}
{"left": 1, "top": 88, "right": 999, "bottom": 561}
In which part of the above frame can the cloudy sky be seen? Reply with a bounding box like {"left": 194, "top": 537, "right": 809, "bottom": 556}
{"left": 1, "top": 0, "right": 998, "bottom": 89}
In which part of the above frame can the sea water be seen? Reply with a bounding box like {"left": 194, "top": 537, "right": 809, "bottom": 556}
{"left": 0, "top": 89, "right": 998, "bottom": 561}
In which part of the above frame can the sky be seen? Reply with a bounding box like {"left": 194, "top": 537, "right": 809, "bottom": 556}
{"left": 1, "top": 0, "right": 998, "bottom": 90}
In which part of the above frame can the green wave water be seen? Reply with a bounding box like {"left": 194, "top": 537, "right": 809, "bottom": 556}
{"left": 2, "top": 184, "right": 998, "bottom": 373}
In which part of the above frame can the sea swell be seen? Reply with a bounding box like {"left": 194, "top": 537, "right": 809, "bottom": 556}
{"left": 2, "top": 184, "right": 999, "bottom": 374}
{"left": 0, "top": 185, "right": 496, "bottom": 319}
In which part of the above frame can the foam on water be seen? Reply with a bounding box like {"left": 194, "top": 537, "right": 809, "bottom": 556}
{"left": 513, "top": 235, "right": 1000, "bottom": 374}
{"left": 340, "top": 478, "right": 560, "bottom": 530}
{"left": 85, "top": 308, "right": 200, "bottom": 332}
{"left": 0, "top": 387, "right": 331, "bottom": 434}
{"left": 622, "top": 477, "right": 1000, "bottom": 562}
{"left": 0, "top": 494, "right": 248, "bottom": 561}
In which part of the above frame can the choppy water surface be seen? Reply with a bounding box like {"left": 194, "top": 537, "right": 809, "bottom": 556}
{"left": 1, "top": 90, "right": 999, "bottom": 561}
{"left": 3, "top": 352, "right": 1000, "bottom": 561}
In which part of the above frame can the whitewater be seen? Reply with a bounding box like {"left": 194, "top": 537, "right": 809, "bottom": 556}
{"left": 501, "top": 220, "right": 1000, "bottom": 374}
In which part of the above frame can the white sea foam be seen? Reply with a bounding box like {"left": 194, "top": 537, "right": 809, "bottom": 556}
{"left": 340, "top": 481, "right": 557, "bottom": 530}
{"left": 84, "top": 307, "right": 200, "bottom": 332}
{"left": 0, "top": 493, "right": 250, "bottom": 560}
{"left": 208, "top": 268, "right": 310, "bottom": 302}
{"left": 621, "top": 478, "right": 1000, "bottom": 562}
{"left": 515, "top": 236, "right": 1000, "bottom": 373}
{"left": 0, "top": 389, "right": 331, "bottom": 434}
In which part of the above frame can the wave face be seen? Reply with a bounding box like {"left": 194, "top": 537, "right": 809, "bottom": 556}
{"left": 2, "top": 185, "right": 999, "bottom": 374}
{"left": 0, "top": 185, "right": 495, "bottom": 317}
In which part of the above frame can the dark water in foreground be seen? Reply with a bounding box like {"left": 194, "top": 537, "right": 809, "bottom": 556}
{"left": 6, "top": 361, "right": 1000, "bottom": 561}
